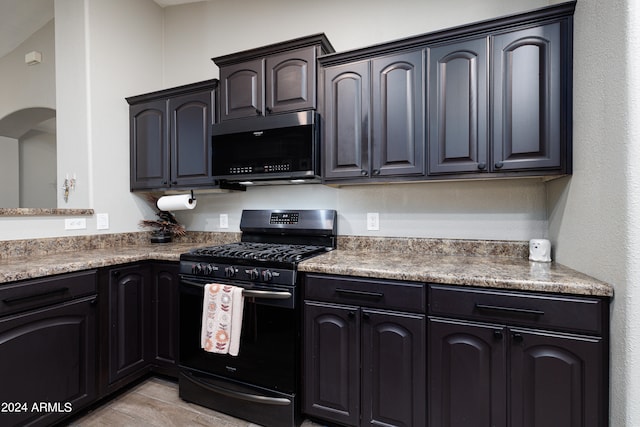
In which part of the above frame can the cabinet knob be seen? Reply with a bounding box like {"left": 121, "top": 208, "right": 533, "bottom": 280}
{"left": 255, "top": 109, "right": 262, "bottom": 116}
{"left": 372, "top": 169, "right": 381, "bottom": 176}
{"left": 112, "top": 271, "right": 120, "bottom": 278}
{"left": 493, "top": 330, "right": 503, "bottom": 340}
{"left": 265, "top": 107, "right": 273, "bottom": 114}
{"left": 362, "top": 312, "right": 370, "bottom": 320}
{"left": 348, "top": 311, "right": 356, "bottom": 319}
{"left": 478, "top": 163, "right": 487, "bottom": 170}
{"left": 512, "top": 332, "right": 524, "bottom": 343}
{"left": 495, "top": 161, "right": 504, "bottom": 169}
{"left": 361, "top": 170, "right": 368, "bottom": 176}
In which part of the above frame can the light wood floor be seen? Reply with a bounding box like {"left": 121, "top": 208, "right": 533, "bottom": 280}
{"left": 65, "top": 377, "right": 324, "bottom": 427}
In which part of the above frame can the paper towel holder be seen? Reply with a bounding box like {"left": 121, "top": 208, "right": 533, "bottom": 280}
{"left": 189, "top": 190, "right": 196, "bottom": 204}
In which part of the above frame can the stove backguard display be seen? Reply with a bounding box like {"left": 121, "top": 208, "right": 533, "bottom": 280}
{"left": 270, "top": 212, "right": 299, "bottom": 225}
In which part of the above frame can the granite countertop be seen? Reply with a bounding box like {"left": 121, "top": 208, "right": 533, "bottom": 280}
{"left": 0, "top": 242, "right": 194, "bottom": 284}
{"left": 299, "top": 249, "right": 614, "bottom": 297}
{"left": 0, "top": 234, "right": 614, "bottom": 298}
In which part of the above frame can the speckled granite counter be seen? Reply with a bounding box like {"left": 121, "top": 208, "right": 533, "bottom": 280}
{"left": 299, "top": 249, "right": 613, "bottom": 297}
{"left": 0, "top": 232, "right": 238, "bottom": 284}
{"left": 299, "top": 236, "right": 613, "bottom": 297}
{"left": 0, "top": 233, "right": 613, "bottom": 298}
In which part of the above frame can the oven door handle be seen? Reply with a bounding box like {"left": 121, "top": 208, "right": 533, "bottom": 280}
{"left": 181, "top": 371, "right": 291, "bottom": 406}
{"left": 181, "top": 280, "right": 291, "bottom": 300}
{"left": 242, "top": 289, "right": 291, "bottom": 300}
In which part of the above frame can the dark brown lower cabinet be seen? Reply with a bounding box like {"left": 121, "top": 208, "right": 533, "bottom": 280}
{"left": 428, "top": 284, "right": 609, "bottom": 427}
{"left": 99, "top": 262, "right": 181, "bottom": 394}
{"left": 0, "top": 271, "right": 98, "bottom": 427}
{"left": 303, "top": 274, "right": 426, "bottom": 427}
{"left": 151, "top": 262, "right": 180, "bottom": 377}
{"left": 100, "top": 263, "right": 152, "bottom": 395}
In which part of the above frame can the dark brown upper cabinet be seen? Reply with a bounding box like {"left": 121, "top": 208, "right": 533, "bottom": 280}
{"left": 321, "top": 49, "right": 425, "bottom": 181}
{"left": 126, "top": 79, "right": 217, "bottom": 191}
{"left": 213, "top": 34, "right": 335, "bottom": 121}
{"left": 321, "top": 1, "right": 574, "bottom": 184}
{"left": 428, "top": 37, "right": 489, "bottom": 175}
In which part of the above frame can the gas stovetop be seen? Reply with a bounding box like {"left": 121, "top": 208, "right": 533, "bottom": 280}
{"left": 184, "top": 241, "right": 330, "bottom": 264}
{"left": 179, "top": 209, "right": 337, "bottom": 286}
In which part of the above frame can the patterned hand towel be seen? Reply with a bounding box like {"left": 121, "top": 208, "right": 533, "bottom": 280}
{"left": 201, "top": 284, "right": 245, "bottom": 356}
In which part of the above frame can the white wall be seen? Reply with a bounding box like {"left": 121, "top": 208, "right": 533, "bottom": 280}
{"left": 0, "top": 19, "right": 55, "bottom": 120}
{"left": 0, "top": 136, "right": 19, "bottom": 207}
{"left": 547, "top": 0, "right": 639, "bottom": 424}
{"left": 163, "top": 0, "right": 555, "bottom": 241}
{"left": 20, "top": 129, "right": 56, "bottom": 208}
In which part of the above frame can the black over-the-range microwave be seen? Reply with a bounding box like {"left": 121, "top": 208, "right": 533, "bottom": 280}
{"left": 211, "top": 111, "right": 320, "bottom": 186}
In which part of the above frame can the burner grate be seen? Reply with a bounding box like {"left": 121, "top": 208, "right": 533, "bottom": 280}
{"left": 188, "top": 242, "right": 327, "bottom": 263}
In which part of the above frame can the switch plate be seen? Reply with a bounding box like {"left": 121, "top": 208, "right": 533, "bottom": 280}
{"left": 65, "top": 218, "right": 86, "bottom": 230}
{"left": 96, "top": 213, "right": 109, "bottom": 230}
{"left": 367, "top": 212, "right": 380, "bottom": 231}
{"left": 220, "top": 213, "right": 229, "bottom": 229}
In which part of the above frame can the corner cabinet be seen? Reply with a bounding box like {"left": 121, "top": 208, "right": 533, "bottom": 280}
{"left": 303, "top": 274, "right": 426, "bottom": 427}
{"left": 428, "top": 284, "right": 609, "bottom": 427}
{"left": 126, "top": 79, "right": 217, "bottom": 191}
{"left": 213, "top": 34, "right": 335, "bottom": 121}
{"left": 321, "top": 50, "right": 425, "bottom": 181}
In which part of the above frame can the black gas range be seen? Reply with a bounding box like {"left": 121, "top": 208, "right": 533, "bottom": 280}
{"left": 179, "top": 209, "right": 337, "bottom": 286}
{"left": 178, "top": 209, "right": 336, "bottom": 427}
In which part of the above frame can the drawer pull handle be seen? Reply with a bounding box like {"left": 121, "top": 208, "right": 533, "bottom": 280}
{"left": 3, "top": 287, "right": 69, "bottom": 305}
{"left": 475, "top": 303, "right": 544, "bottom": 317}
{"left": 335, "top": 288, "right": 384, "bottom": 299}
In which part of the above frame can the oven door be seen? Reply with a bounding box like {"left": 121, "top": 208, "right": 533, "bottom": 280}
{"left": 179, "top": 276, "right": 299, "bottom": 393}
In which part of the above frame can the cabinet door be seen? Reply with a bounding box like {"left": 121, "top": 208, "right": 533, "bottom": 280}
{"left": 266, "top": 47, "right": 316, "bottom": 114}
{"left": 303, "top": 301, "right": 360, "bottom": 426}
{"left": 509, "top": 328, "right": 605, "bottom": 427}
{"left": 323, "top": 61, "right": 370, "bottom": 179}
{"left": 362, "top": 309, "right": 426, "bottom": 427}
{"left": 151, "top": 263, "right": 179, "bottom": 377}
{"left": 0, "top": 297, "right": 97, "bottom": 427}
{"left": 428, "top": 317, "right": 507, "bottom": 427}
{"left": 129, "top": 99, "right": 169, "bottom": 190}
{"left": 169, "top": 90, "right": 214, "bottom": 187}
{"left": 220, "top": 58, "right": 264, "bottom": 120}
{"left": 492, "top": 22, "right": 563, "bottom": 171}
{"left": 372, "top": 50, "right": 425, "bottom": 177}
{"left": 107, "top": 264, "right": 151, "bottom": 385}
{"left": 429, "top": 38, "right": 488, "bottom": 175}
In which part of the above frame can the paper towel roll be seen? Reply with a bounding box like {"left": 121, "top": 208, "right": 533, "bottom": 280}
{"left": 157, "top": 194, "right": 197, "bottom": 211}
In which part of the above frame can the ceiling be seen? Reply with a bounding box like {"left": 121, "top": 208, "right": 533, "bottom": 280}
{"left": 0, "top": 0, "right": 206, "bottom": 59}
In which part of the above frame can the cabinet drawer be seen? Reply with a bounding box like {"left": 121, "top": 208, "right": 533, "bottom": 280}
{"left": 0, "top": 270, "right": 97, "bottom": 317}
{"left": 305, "top": 274, "right": 426, "bottom": 313}
{"left": 429, "top": 284, "right": 605, "bottom": 335}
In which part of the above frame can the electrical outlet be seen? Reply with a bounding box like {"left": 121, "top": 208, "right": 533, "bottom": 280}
{"left": 367, "top": 212, "right": 380, "bottom": 231}
{"left": 65, "top": 218, "right": 86, "bottom": 230}
{"left": 220, "top": 213, "right": 229, "bottom": 229}
{"left": 96, "top": 213, "right": 109, "bottom": 230}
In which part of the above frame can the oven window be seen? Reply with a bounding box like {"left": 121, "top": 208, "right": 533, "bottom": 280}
{"left": 180, "top": 283, "right": 297, "bottom": 393}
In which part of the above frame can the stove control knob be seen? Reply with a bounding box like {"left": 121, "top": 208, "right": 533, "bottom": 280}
{"left": 225, "top": 266, "right": 236, "bottom": 278}
{"left": 261, "top": 270, "right": 273, "bottom": 282}
{"left": 205, "top": 264, "right": 215, "bottom": 275}
{"left": 193, "top": 263, "right": 204, "bottom": 275}
{"left": 249, "top": 268, "right": 260, "bottom": 280}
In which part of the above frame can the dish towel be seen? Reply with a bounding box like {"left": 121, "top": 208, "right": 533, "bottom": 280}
{"left": 201, "top": 284, "right": 245, "bottom": 356}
